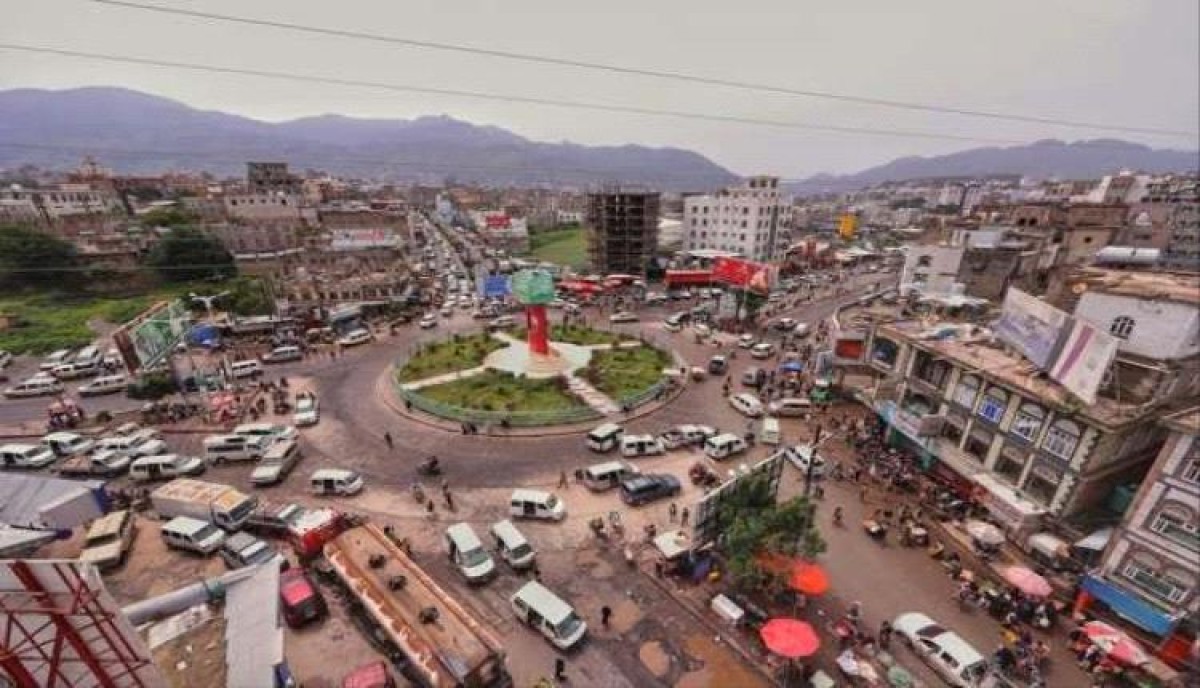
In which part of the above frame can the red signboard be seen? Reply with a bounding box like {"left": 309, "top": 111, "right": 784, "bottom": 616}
{"left": 712, "top": 257, "right": 773, "bottom": 294}
{"left": 664, "top": 270, "right": 714, "bottom": 288}
{"left": 484, "top": 213, "right": 512, "bottom": 229}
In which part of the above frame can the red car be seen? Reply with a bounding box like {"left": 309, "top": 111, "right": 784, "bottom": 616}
{"left": 279, "top": 568, "right": 328, "bottom": 628}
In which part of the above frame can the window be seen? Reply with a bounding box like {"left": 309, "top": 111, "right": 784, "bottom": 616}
{"left": 994, "top": 448, "right": 1026, "bottom": 483}
{"left": 1151, "top": 505, "right": 1199, "bottom": 551}
{"left": 941, "top": 420, "right": 964, "bottom": 445}
{"left": 978, "top": 388, "right": 1008, "bottom": 424}
{"left": 953, "top": 375, "right": 981, "bottom": 408}
{"left": 1121, "top": 555, "right": 1190, "bottom": 604}
{"left": 913, "top": 352, "right": 950, "bottom": 389}
{"left": 916, "top": 255, "right": 933, "bottom": 268}
{"left": 1043, "top": 419, "right": 1082, "bottom": 460}
{"left": 1011, "top": 403, "right": 1045, "bottom": 442}
{"left": 1024, "top": 463, "right": 1061, "bottom": 505}
{"left": 1185, "top": 459, "right": 1200, "bottom": 484}
{"left": 965, "top": 430, "right": 992, "bottom": 462}
{"left": 1110, "top": 316, "right": 1135, "bottom": 340}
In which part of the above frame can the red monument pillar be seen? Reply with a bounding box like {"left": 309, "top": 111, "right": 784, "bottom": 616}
{"left": 526, "top": 305, "right": 550, "bottom": 355}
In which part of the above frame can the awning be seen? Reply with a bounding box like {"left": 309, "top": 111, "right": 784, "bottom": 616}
{"left": 1080, "top": 574, "right": 1176, "bottom": 637}
{"left": 1075, "top": 527, "right": 1114, "bottom": 552}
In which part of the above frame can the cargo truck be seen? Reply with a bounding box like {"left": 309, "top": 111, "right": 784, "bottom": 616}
{"left": 150, "top": 478, "right": 257, "bottom": 531}
{"left": 324, "top": 524, "right": 510, "bottom": 688}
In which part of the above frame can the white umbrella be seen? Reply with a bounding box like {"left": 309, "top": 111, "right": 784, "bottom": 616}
{"left": 965, "top": 520, "right": 1005, "bottom": 546}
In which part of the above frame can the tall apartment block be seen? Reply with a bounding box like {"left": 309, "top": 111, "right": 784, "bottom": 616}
{"left": 586, "top": 190, "right": 661, "bottom": 275}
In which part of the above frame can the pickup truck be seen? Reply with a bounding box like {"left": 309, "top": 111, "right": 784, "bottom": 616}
{"left": 57, "top": 449, "right": 132, "bottom": 478}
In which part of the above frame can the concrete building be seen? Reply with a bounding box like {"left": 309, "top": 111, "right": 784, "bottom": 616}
{"left": 0, "top": 184, "right": 124, "bottom": 224}
{"left": 899, "top": 245, "right": 964, "bottom": 296}
{"left": 223, "top": 192, "right": 308, "bottom": 223}
{"left": 469, "top": 210, "right": 529, "bottom": 253}
{"left": 682, "top": 176, "right": 786, "bottom": 262}
{"left": 586, "top": 190, "right": 660, "bottom": 275}
{"left": 1162, "top": 201, "right": 1199, "bottom": 272}
{"left": 246, "top": 162, "right": 298, "bottom": 193}
{"left": 1079, "top": 407, "right": 1199, "bottom": 657}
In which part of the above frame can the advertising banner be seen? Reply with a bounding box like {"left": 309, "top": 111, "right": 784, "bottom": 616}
{"left": 483, "top": 274, "right": 512, "bottom": 299}
{"left": 832, "top": 335, "right": 867, "bottom": 365}
{"left": 112, "top": 300, "right": 191, "bottom": 372}
{"left": 1050, "top": 317, "right": 1118, "bottom": 405}
{"left": 992, "top": 288, "right": 1069, "bottom": 370}
{"left": 711, "top": 257, "right": 773, "bottom": 295}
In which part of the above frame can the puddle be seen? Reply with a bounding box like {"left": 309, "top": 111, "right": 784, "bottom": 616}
{"left": 678, "top": 633, "right": 769, "bottom": 688}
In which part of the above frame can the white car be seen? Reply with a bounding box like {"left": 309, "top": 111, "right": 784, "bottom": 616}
{"left": 728, "top": 393, "right": 764, "bottom": 417}
{"left": 419, "top": 314, "right": 438, "bottom": 329}
{"left": 891, "top": 612, "right": 988, "bottom": 688}
{"left": 775, "top": 317, "right": 797, "bottom": 330}
{"left": 337, "top": 329, "right": 373, "bottom": 347}
{"left": 293, "top": 396, "right": 320, "bottom": 427}
{"left": 233, "top": 423, "right": 298, "bottom": 445}
{"left": 658, "top": 424, "right": 717, "bottom": 450}
{"left": 440, "top": 306, "right": 454, "bottom": 317}
{"left": 750, "top": 342, "right": 776, "bottom": 359}
{"left": 609, "top": 311, "right": 639, "bottom": 324}
{"left": 737, "top": 334, "right": 756, "bottom": 349}
{"left": 693, "top": 323, "right": 713, "bottom": 339}
{"left": 768, "top": 397, "right": 813, "bottom": 417}
{"left": 663, "top": 319, "right": 683, "bottom": 333}
{"left": 0, "top": 350, "right": 12, "bottom": 368}
{"left": 782, "top": 444, "right": 826, "bottom": 477}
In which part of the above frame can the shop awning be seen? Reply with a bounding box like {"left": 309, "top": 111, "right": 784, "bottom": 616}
{"left": 1081, "top": 574, "right": 1176, "bottom": 637}
{"left": 1075, "top": 527, "right": 1114, "bottom": 552}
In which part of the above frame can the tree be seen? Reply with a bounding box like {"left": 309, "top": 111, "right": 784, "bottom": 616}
{"left": 140, "top": 206, "right": 198, "bottom": 228}
{"left": 0, "top": 223, "right": 81, "bottom": 290}
{"left": 146, "top": 226, "right": 235, "bottom": 282}
{"left": 225, "top": 277, "right": 274, "bottom": 316}
{"left": 715, "top": 473, "right": 826, "bottom": 592}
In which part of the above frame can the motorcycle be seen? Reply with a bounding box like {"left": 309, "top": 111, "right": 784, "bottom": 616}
{"left": 417, "top": 456, "right": 442, "bottom": 477}
{"left": 832, "top": 507, "right": 844, "bottom": 527}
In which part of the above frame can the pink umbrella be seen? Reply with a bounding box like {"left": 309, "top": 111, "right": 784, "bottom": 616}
{"left": 760, "top": 618, "right": 820, "bottom": 659}
{"left": 1000, "top": 565, "right": 1053, "bottom": 597}
{"left": 1082, "top": 621, "right": 1150, "bottom": 666}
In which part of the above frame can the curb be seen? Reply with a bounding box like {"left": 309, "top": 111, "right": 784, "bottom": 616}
{"left": 375, "top": 369, "right": 688, "bottom": 438}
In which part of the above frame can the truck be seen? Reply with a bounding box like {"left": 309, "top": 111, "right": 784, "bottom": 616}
{"left": 57, "top": 449, "right": 132, "bottom": 478}
{"left": 150, "top": 479, "right": 258, "bottom": 531}
{"left": 324, "top": 524, "right": 510, "bottom": 688}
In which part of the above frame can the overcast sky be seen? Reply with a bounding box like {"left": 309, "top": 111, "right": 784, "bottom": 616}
{"left": 3, "top": 0, "right": 1198, "bottom": 177}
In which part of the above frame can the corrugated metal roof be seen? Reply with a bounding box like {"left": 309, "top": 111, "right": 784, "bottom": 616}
{"left": 0, "top": 524, "right": 58, "bottom": 556}
{"left": 224, "top": 563, "right": 283, "bottom": 688}
{"left": 0, "top": 474, "right": 103, "bottom": 528}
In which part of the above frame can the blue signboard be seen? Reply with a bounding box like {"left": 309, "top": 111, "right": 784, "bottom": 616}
{"left": 483, "top": 275, "right": 511, "bottom": 298}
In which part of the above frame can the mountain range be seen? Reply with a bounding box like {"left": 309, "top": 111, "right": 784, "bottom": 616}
{"left": 786, "top": 139, "right": 1198, "bottom": 195}
{"left": 0, "top": 87, "right": 738, "bottom": 190}
{"left": 0, "top": 87, "right": 1195, "bottom": 192}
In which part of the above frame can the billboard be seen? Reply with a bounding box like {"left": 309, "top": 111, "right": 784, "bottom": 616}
{"left": 711, "top": 257, "right": 773, "bottom": 295}
{"left": 992, "top": 288, "right": 1069, "bottom": 370}
{"left": 331, "top": 228, "right": 400, "bottom": 251}
{"left": 691, "top": 452, "right": 785, "bottom": 546}
{"left": 838, "top": 214, "right": 858, "bottom": 239}
{"left": 112, "top": 300, "right": 191, "bottom": 372}
{"left": 832, "top": 334, "right": 867, "bottom": 365}
{"left": 482, "top": 275, "right": 511, "bottom": 298}
{"left": 1050, "top": 317, "right": 1119, "bottom": 405}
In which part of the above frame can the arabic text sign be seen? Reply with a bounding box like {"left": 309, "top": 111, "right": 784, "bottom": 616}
{"left": 992, "top": 288, "right": 1068, "bottom": 370}
{"left": 1050, "top": 318, "right": 1118, "bottom": 405}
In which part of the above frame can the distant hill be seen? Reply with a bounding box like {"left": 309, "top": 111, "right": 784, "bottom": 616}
{"left": 0, "top": 87, "right": 738, "bottom": 190}
{"left": 787, "top": 139, "right": 1199, "bottom": 195}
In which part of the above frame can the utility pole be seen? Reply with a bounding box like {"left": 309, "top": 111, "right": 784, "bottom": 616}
{"left": 804, "top": 424, "right": 823, "bottom": 497}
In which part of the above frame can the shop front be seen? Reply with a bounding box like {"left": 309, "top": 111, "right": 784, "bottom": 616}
{"left": 971, "top": 473, "right": 1047, "bottom": 540}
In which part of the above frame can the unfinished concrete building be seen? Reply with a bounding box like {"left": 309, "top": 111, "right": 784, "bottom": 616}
{"left": 586, "top": 190, "right": 660, "bottom": 275}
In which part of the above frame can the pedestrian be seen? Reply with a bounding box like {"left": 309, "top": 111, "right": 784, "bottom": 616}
{"left": 532, "top": 561, "right": 541, "bottom": 581}
{"left": 558, "top": 470, "right": 569, "bottom": 488}
{"left": 460, "top": 422, "right": 468, "bottom": 434}
{"left": 601, "top": 605, "right": 612, "bottom": 628}
{"left": 668, "top": 502, "right": 678, "bottom": 523}
{"left": 444, "top": 490, "right": 454, "bottom": 510}
{"left": 680, "top": 507, "right": 689, "bottom": 526}
{"left": 554, "top": 657, "right": 566, "bottom": 682}
{"left": 384, "top": 432, "right": 394, "bottom": 450}
{"left": 426, "top": 500, "right": 435, "bottom": 516}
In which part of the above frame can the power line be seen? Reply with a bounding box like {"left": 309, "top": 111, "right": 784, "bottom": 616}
{"left": 0, "top": 43, "right": 1029, "bottom": 146}
{"left": 89, "top": 0, "right": 1195, "bottom": 139}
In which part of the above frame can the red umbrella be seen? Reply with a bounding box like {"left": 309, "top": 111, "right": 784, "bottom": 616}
{"left": 1000, "top": 565, "right": 1052, "bottom": 597}
{"left": 789, "top": 562, "right": 830, "bottom": 596}
{"left": 760, "top": 618, "right": 820, "bottom": 659}
{"left": 1082, "top": 621, "right": 1150, "bottom": 666}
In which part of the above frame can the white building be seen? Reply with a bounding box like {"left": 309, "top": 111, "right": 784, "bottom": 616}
{"left": 223, "top": 192, "right": 307, "bottom": 223}
{"left": 900, "top": 245, "right": 964, "bottom": 296}
{"left": 0, "top": 184, "right": 123, "bottom": 222}
{"left": 683, "top": 176, "right": 786, "bottom": 262}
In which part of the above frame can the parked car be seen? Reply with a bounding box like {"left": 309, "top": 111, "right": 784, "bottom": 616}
{"left": 769, "top": 397, "right": 813, "bottom": 417}
{"left": 250, "top": 439, "right": 303, "bottom": 486}
{"left": 782, "top": 444, "right": 826, "bottom": 477}
{"left": 98, "top": 430, "right": 167, "bottom": 459}
{"left": 337, "top": 329, "right": 373, "bottom": 347}
{"left": 620, "top": 434, "right": 666, "bottom": 458}
{"left": 220, "top": 532, "right": 284, "bottom": 570}
{"left": 774, "top": 317, "right": 797, "bottom": 331}
{"left": 419, "top": 314, "right": 438, "bottom": 329}
{"left": 707, "top": 355, "right": 728, "bottom": 375}
{"left": 262, "top": 345, "right": 304, "bottom": 363}
{"left": 609, "top": 311, "right": 639, "bottom": 324}
{"left": 620, "top": 474, "right": 681, "bottom": 506}
{"left": 279, "top": 568, "right": 328, "bottom": 628}
{"left": 750, "top": 342, "right": 776, "bottom": 359}
{"left": 293, "top": 396, "right": 320, "bottom": 426}
{"left": 728, "top": 393, "right": 764, "bottom": 417}
{"left": 41, "top": 431, "right": 95, "bottom": 458}
{"left": 78, "top": 374, "right": 128, "bottom": 397}
{"left": 891, "top": 612, "right": 988, "bottom": 688}
{"left": 737, "top": 334, "right": 756, "bottom": 349}
{"left": 741, "top": 367, "right": 766, "bottom": 388}
{"left": 658, "top": 424, "right": 717, "bottom": 450}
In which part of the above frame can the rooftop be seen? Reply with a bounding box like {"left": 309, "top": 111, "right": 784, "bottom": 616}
{"left": 1069, "top": 267, "right": 1200, "bottom": 306}
{"left": 1162, "top": 407, "right": 1200, "bottom": 436}
{"left": 877, "top": 320, "right": 1150, "bottom": 428}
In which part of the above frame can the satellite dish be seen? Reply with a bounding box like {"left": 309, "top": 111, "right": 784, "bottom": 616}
{"left": 1072, "top": 283, "right": 1088, "bottom": 295}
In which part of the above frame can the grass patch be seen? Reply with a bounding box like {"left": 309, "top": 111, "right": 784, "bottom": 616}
{"left": 512, "top": 323, "right": 631, "bottom": 346}
{"left": 0, "top": 291, "right": 178, "bottom": 355}
{"left": 528, "top": 227, "right": 587, "bottom": 269}
{"left": 583, "top": 345, "right": 672, "bottom": 400}
{"left": 396, "top": 333, "right": 506, "bottom": 382}
{"left": 418, "top": 370, "right": 587, "bottom": 413}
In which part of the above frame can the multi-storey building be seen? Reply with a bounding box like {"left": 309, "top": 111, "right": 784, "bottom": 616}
{"left": 682, "top": 176, "right": 786, "bottom": 262}
{"left": 247, "top": 162, "right": 299, "bottom": 193}
{"left": 1078, "top": 407, "right": 1199, "bottom": 666}
{"left": 586, "top": 190, "right": 660, "bottom": 275}
{"left": 0, "top": 184, "right": 124, "bottom": 224}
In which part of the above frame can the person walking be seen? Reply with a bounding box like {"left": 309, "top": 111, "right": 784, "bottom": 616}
{"left": 558, "top": 471, "right": 569, "bottom": 489}
{"left": 554, "top": 658, "right": 566, "bottom": 682}
{"left": 601, "top": 605, "right": 612, "bottom": 629}
{"left": 384, "top": 432, "right": 394, "bottom": 450}
{"left": 680, "top": 507, "right": 690, "bottom": 527}
{"left": 668, "top": 502, "right": 678, "bottom": 523}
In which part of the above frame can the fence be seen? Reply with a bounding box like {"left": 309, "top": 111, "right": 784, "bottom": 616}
{"left": 392, "top": 376, "right": 601, "bottom": 427}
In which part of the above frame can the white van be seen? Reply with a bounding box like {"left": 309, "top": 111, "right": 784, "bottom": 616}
{"left": 445, "top": 523, "right": 496, "bottom": 583}
{"left": 490, "top": 519, "right": 536, "bottom": 570}
{"left": 41, "top": 432, "right": 96, "bottom": 457}
{"left": 309, "top": 468, "right": 363, "bottom": 496}
{"left": 129, "top": 454, "right": 206, "bottom": 482}
{"left": 768, "top": 397, "right": 812, "bottom": 418}
{"left": 510, "top": 489, "right": 566, "bottom": 521}
{"left": 704, "top": 433, "right": 750, "bottom": 461}
{"left": 203, "top": 434, "right": 270, "bottom": 464}
{"left": 78, "top": 374, "right": 127, "bottom": 397}
{"left": 40, "top": 349, "right": 73, "bottom": 371}
{"left": 4, "top": 377, "right": 65, "bottom": 398}
{"left": 233, "top": 423, "right": 297, "bottom": 446}
{"left": 160, "top": 516, "right": 226, "bottom": 555}
{"left": 230, "top": 359, "right": 263, "bottom": 379}
{"left": 620, "top": 434, "right": 665, "bottom": 458}
{"left": 262, "top": 345, "right": 302, "bottom": 364}
{"left": 74, "top": 345, "right": 102, "bottom": 368}
{"left": 510, "top": 581, "right": 587, "bottom": 650}
{"left": 51, "top": 360, "right": 100, "bottom": 380}
{"left": 586, "top": 423, "right": 624, "bottom": 452}
{"left": 760, "top": 417, "right": 782, "bottom": 446}
{"left": 582, "top": 461, "right": 638, "bottom": 492}
{"left": 0, "top": 443, "right": 57, "bottom": 469}
{"left": 99, "top": 429, "right": 167, "bottom": 459}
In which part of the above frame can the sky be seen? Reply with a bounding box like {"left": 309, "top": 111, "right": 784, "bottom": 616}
{"left": 2, "top": 0, "right": 1198, "bottom": 178}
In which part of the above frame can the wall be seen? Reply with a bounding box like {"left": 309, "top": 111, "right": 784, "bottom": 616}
{"left": 900, "top": 245, "right": 963, "bottom": 295}
{"left": 1075, "top": 293, "right": 1200, "bottom": 360}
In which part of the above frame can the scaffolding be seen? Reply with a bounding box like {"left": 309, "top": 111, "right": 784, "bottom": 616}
{"left": 585, "top": 191, "right": 661, "bottom": 276}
